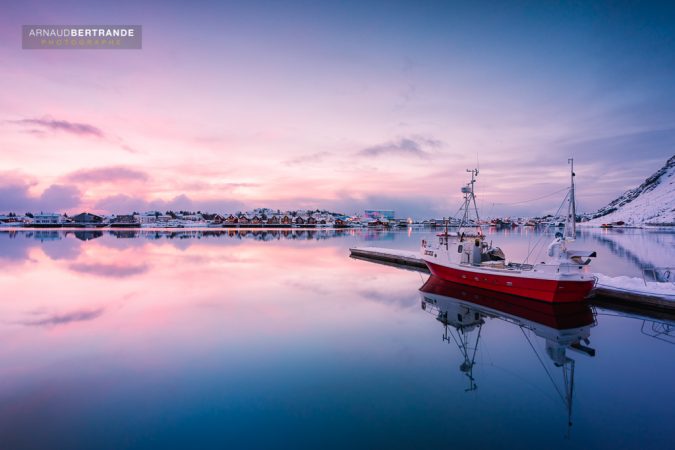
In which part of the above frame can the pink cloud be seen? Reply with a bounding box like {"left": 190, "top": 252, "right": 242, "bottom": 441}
{"left": 13, "top": 117, "right": 104, "bottom": 138}
{"left": 9, "top": 116, "right": 137, "bottom": 153}
{"left": 92, "top": 193, "right": 245, "bottom": 214}
{"left": 65, "top": 166, "right": 149, "bottom": 183}
{"left": 357, "top": 136, "right": 442, "bottom": 159}
{"left": 17, "top": 308, "right": 105, "bottom": 327}
{"left": 0, "top": 176, "right": 81, "bottom": 213}
{"left": 284, "top": 151, "right": 333, "bottom": 166}
{"left": 68, "top": 262, "right": 149, "bottom": 278}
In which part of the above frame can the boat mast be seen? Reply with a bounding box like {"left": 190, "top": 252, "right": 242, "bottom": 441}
{"left": 566, "top": 158, "right": 576, "bottom": 240}
{"left": 459, "top": 168, "right": 481, "bottom": 233}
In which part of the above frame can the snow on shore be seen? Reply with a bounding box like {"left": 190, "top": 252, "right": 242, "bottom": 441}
{"left": 595, "top": 274, "right": 675, "bottom": 300}
{"left": 584, "top": 156, "right": 675, "bottom": 227}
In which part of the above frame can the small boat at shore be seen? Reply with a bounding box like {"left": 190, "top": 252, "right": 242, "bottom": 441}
{"left": 420, "top": 161, "right": 597, "bottom": 303}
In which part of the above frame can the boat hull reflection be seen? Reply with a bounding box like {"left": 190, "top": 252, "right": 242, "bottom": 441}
{"left": 419, "top": 275, "right": 597, "bottom": 431}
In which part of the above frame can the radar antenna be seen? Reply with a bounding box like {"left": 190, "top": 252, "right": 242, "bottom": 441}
{"left": 458, "top": 168, "right": 481, "bottom": 234}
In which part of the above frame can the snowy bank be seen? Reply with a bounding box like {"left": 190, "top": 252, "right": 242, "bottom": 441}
{"left": 594, "top": 274, "right": 675, "bottom": 302}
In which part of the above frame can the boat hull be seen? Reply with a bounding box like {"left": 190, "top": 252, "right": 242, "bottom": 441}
{"left": 420, "top": 276, "right": 595, "bottom": 329}
{"left": 424, "top": 260, "right": 595, "bottom": 303}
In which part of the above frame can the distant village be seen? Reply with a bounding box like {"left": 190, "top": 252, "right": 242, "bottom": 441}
{"left": 0, "top": 207, "right": 577, "bottom": 229}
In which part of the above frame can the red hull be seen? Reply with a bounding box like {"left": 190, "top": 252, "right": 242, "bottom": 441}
{"left": 425, "top": 261, "right": 595, "bottom": 303}
{"left": 421, "top": 276, "right": 595, "bottom": 329}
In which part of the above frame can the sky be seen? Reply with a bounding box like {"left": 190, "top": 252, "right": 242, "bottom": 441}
{"left": 1, "top": 0, "right": 674, "bottom": 218}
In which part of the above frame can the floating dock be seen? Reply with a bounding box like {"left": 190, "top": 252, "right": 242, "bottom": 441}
{"left": 349, "top": 246, "right": 675, "bottom": 313}
{"left": 349, "top": 247, "right": 429, "bottom": 272}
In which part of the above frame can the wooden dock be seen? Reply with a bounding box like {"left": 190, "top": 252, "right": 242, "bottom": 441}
{"left": 593, "top": 286, "right": 675, "bottom": 312}
{"left": 349, "top": 246, "right": 675, "bottom": 313}
{"left": 349, "top": 247, "right": 429, "bottom": 272}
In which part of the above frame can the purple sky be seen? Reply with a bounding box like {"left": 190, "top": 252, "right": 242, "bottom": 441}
{"left": 1, "top": 1, "right": 674, "bottom": 217}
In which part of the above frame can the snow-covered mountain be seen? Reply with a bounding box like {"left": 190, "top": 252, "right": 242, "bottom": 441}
{"left": 585, "top": 155, "right": 675, "bottom": 226}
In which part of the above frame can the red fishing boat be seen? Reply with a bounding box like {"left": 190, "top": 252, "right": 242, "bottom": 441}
{"left": 420, "top": 160, "right": 597, "bottom": 303}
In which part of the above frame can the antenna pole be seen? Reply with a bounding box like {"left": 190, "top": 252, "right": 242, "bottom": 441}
{"left": 471, "top": 170, "right": 481, "bottom": 233}
{"left": 567, "top": 158, "right": 576, "bottom": 239}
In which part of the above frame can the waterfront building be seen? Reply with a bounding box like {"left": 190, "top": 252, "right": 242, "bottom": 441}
{"left": 32, "top": 213, "right": 63, "bottom": 227}
{"left": 110, "top": 215, "right": 141, "bottom": 228}
{"left": 138, "top": 211, "right": 172, "bottom": 224}
{"left": 71, "top": 212, "right": 104, "bottom": 224}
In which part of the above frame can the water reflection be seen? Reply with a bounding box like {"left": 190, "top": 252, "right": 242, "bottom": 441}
{"left": 0, "top": 228, "right": 672, "bottom": 449}
{"left": 1, "top": 228, "right": 357, "bottom": 242}
{"left": 73, "top": 230, "right": 103, "bottom": 241}
{"left": 641, "top": 319, "right": 675, "bottom": 344}
{"left": 0, "top": 229, "right": 360, "bottom": 263}
{"left": 3, "top": 228, "right": 673, "bottom": 278}
{"left": 581, "top": 228, "right": 675, "bottom": 280}
{"left": 420, "top": 276, "right": 597, "bottom": 432}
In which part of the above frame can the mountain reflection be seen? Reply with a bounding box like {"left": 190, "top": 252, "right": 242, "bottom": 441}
{"left": 419, "top": 276, "right": 597, "bottom": 431}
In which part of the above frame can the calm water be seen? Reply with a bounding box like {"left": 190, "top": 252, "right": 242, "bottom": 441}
{"left": 0, "top": 228, "right": 673, "bottom": 449}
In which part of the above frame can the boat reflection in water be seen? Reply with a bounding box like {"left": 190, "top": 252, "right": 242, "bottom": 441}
{"left": 420, "top": 276, "right": 597, "bottom": 431}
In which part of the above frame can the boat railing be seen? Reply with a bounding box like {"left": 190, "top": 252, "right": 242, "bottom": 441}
{"left": 532, "top": 263, "right": 591, "bottom": 274}
{"left": 641, "top": 266, "right": 675, "bottom": 285}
